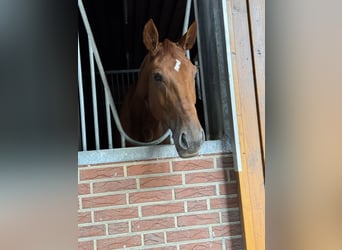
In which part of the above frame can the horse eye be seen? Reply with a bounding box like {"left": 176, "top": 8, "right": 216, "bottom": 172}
{"left": 153, "top": 73, "right": 163, "bottom": 82}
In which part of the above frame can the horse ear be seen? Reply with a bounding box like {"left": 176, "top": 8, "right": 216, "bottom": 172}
{"left": 178, "top": 21, "right": 197, "bottom": 50}
{"left": 143, "top": 19, "right": 159, "bottom": 53}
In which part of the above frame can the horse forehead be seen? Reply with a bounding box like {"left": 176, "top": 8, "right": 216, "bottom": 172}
{"left": 155, "top": 54, "right": 194, "bottom": 74}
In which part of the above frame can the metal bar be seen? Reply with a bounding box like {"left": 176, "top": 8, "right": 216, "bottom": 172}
{"left": 194, "top": 60, "right": 202, "bottom": 100}
{"left": 221, "top": 0, "right": 242, "bottom": 172}
{"left": 78, "top": 0, "right": 171, "bottom": 147}
{"left": 78, "top": 35, "right": 87, "bottom": 151}
{"left": 132, "top": 71, "right": 136, "bottom": 84}
{"left": 88, "top": 38, "right": 100, "bottom": 150}
{"left": 110, "top": 74, "right": 114, "bottom": 94}
{"left": 193, "top": 0, "right": 210, "bottom": 139}
{"left": 170, "top": 131, "right": 174, "bottom": 144}
{"left": 105, "top": 69, "right": 140, "bottom": 74}
{"left": 114, "top": 73, "right": 119, "bottom": 103}
{"left": 123, "top": 0, "right": 128, "bottom": 24}
{"left": 105, "top": 91, "right": 113, "bottom": 149}
{"left": 183, "top": 0, "right": 192, "bottom": 59}
{"left": 121, "top": 134, "right": 126, "bottom": 148}
{"left": 79, "top": 139, "right": 231, "bottom": 165}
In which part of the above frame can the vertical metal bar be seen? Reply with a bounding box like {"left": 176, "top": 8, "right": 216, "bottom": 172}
{"left": 121, "top": 134, "right": 126, "bottom": 148}
{"left": 183, "top": 0, "right": 192, "bottom": 59}
{"left": 132, "top": 71, "right": 136, "bottom": 84}
{"left": 89, "top": 38, "right": 100, "bottom": 150}
{"left": 115, "top": 73, "right": 119, "bottom": 104}
{"left": 105, "top": 91, "right": 113, "bottom": 149}
{"left": 126, "top": 71, "right": 130, "bottom": 97}
{"left": 193, "top": 0, "right": 210, "bottom": 139}
{"left": 195, "top": 60, "right": 202, "bottom": 100}
{"left": 78, "top": 35, "right": 87, "bottom": 151}
{"left": 123, "top": 0, "right": 128, "bottom": 24}
{"left": 110, "top": 74, "right": 114, "bottom": 94}
{"left": 169, "top": 131, "right": 174, "bottom": 145}
{"left": 221, "top": 0, "right": 242, "bottom": 171}
{"left": 118, "top": 72, "right": 125, "bottom": 147}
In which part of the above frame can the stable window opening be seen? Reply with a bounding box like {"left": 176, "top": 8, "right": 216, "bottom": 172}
{"left": 78, "top": 0, "right": 233, "bottom": 163}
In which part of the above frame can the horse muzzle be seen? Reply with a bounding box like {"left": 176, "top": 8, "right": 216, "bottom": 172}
{"left": 173, "top": 125, "right": 205, "bottom": 158}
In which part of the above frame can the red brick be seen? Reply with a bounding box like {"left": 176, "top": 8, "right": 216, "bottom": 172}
{"left": 180, "top": 240, "right": 223, "bottom": 250}
{"left": 172, "top": 159, "right": 214, "bottom": 171}
{"left": 226, "top": 238, "right": 245, "bottom": 250}
{"left": 229, "top": 169, "right": 237, "bottom": 181}
{"left": 210, "top": 197, "right": 239, "bottom": 209}
{"left": 82, "top": 194, "right": 126, "bottom": 208}
{"left": 78, "top": 225, "right": 105, "bottom": 238}
{"left": 140, "top": 175, "right": 182, "bottom": 188}
{"left": 219, "top": 183, "right": 238, "bottom": 195}
{"left": 177, "top": 213, "right": 220, "bottom": 227}
{"left": 144, "top": 247, "right": 177, "bottom": 250}
{"left": 78, "top": 183, "right": 90, "bottom": 195}
{"left": 132, "top": 217, "right": 175, "bottom": 232}
{"left": 166, "top": 228, "right": 209, "bottom": 242}
{"left": 222, "top": 210, "right": 241, "bottom": 223}
{"left": 80, "top": 166, "right": 124, "bottom": 180}
{"left": 108, "top": 222, "right": 129, "bottom": 235}
{"left": 175, "top": 186, "right": 216, "bottom": 199}
{"left": 93, "top": 179, "right": 136, "bottom": 193}
{"left": 129, "top": 190, "right": 172, "bottom": 204}
{"left": 142, "top": 202, "right": 184, "bottom": 216}
{"left": 78, "top": 211, "right": 91, "bottom": 224}
{"left": 216, "top": 156, "right": 234, "bottom": 168}
{"left": 144, "top": 232, "right": 165, "bottom": 245}
{"left": 212, "top": 224, "right": 242, "bottom": 237}
{"left": 97, "top": 235, "right": 142, "bottom": 249}
{"left": 187, "top": 200, "right": 208, "bottom": 212}
{"left": 78, "top": 240, "right": 93, "bottom": 250}
{"left": 94, "top": 207, "right": 138, "bottom": 222}
{"left": 127, "top": 162, "right": 169, "bottom": 176}
{"left": 185, "top": 170, "right": 227, "bottom": 184}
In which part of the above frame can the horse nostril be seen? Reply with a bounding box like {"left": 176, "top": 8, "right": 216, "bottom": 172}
{"left": 179, "top": 132, "right": 189, "bottom": 150}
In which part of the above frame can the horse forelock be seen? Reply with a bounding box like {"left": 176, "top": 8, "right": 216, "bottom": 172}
{"left": 155, "top": 39, "right": 186, "bottom": 61}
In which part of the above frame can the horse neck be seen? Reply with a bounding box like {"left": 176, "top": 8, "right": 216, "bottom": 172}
{"left": 131, "top": 55, "right": 168, "bottom": 139}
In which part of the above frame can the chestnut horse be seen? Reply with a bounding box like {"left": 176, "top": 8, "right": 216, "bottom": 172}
{"left": 120, "top": 19, "right": 204, "bottom": 158}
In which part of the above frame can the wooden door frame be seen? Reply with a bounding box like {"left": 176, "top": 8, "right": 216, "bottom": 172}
{"left": 223, "top": 0, "right": 265, "bottom": 249}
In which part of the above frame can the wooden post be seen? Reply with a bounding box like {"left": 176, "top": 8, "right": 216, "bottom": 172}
{"left": 225, "top": 0, "right": 265, "bottom": 249}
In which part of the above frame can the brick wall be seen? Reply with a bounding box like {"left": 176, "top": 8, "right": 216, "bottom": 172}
{"left": 78, "top": 153, "right": 245, "bottom": 250}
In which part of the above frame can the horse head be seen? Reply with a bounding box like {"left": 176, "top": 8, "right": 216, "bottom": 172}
{"left": 141, "top": 19, "right": 205, "bottom": 158}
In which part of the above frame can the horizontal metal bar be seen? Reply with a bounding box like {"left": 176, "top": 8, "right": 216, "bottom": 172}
{"left": 104, "top": 69, "right": 140, "bottom": 74}
{"left": 78, "top": 138, "right": 232, "bottom": 165}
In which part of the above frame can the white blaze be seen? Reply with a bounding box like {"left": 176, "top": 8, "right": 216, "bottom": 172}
{"left": 174, "top": 59, "right": 181, "bottom": 72}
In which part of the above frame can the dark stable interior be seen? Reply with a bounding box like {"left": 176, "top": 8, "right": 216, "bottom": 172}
{"left": 79, "top": 0, "right": 197, "bottom": 71}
